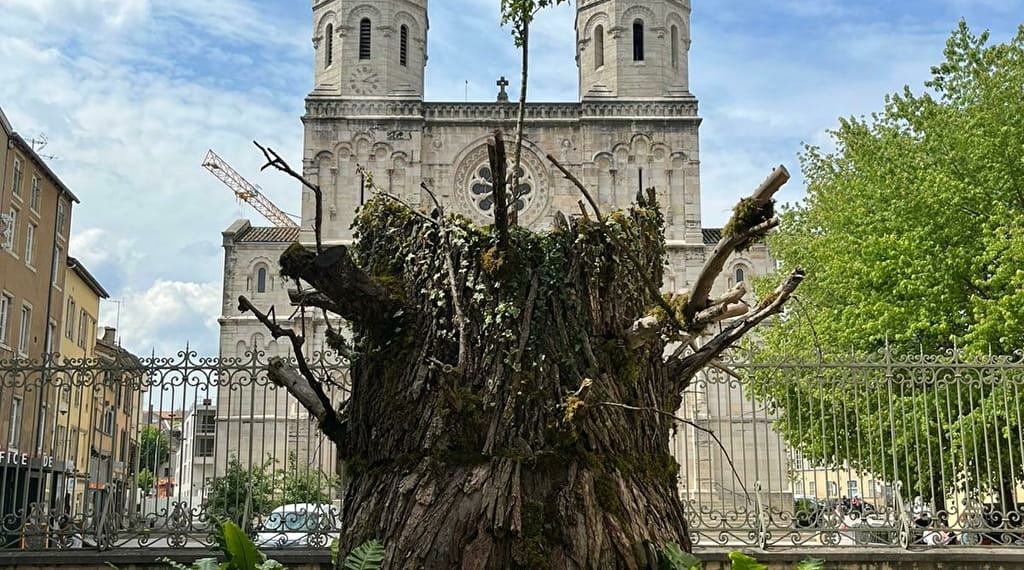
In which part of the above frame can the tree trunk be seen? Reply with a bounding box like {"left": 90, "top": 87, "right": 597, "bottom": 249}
{"left": 321, "top": 199, "right": 689, "bottom": 569}
{"left": 249, "top": 147, "right": 799, "bottom": 568}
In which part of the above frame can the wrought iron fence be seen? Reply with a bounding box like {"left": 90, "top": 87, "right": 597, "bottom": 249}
{"left": 0, "top": 347, "right": 1022, "bottom": 551}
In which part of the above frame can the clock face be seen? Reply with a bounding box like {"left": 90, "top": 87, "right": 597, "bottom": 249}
{"left": 348, "top": 66, "right": 380, "bottom": 95}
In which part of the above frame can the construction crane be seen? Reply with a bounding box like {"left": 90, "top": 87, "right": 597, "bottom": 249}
{"left": 202, "top": 149, "right": 299, "bottom": 228}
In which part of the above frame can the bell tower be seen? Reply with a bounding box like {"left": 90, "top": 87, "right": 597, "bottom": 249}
{"left": 311, "top": 0, "right": 428, "bottom": 100}
{"left": 575, "top": 0, "right": 691, "bottom": 100}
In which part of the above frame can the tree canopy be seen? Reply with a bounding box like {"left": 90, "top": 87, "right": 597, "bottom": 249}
{"left": 139, "top": 425, "right": 170, "bottom": 475}
{"left": 753, "top": 22, "right": 1024, "bottom": 507}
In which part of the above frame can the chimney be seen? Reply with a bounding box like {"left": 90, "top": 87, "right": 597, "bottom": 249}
{"left": 102, "top": 327, "right": 116, "bottom": 344}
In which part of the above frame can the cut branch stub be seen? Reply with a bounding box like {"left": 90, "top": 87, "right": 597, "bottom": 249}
{"left": 279, "top": 242, "right": 403, "bottom": 336}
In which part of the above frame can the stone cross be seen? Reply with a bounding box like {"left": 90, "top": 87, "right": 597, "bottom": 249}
{"left": 496, "top": 76, "right": 510, "bottom": 102}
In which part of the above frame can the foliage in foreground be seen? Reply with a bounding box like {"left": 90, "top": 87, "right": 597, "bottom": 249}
{"left": 151, "top": 520, "right": 383, "bottom": 570}
{"left": 658, "top": 542, "right": 824, "bottom": 570}
{"left": 753, "top": 21, "right": 1024, "bottom": 506}
{"left": 204, "top": 455, "right": 339, "bottom": 524}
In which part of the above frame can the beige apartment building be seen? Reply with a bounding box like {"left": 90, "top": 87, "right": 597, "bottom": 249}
{"left": 0, "top": 105, "right": 79, "bottom": 544}
{"left": 57, "top": 257, "right": 109, "bottom": 517}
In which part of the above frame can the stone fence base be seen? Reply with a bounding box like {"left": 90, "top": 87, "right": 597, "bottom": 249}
{"left": 1, "top": 547, "right": 1022, "bottom": 569}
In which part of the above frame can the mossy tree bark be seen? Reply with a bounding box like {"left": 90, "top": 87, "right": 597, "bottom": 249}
{"left": 243, "top": 137, "right": 802, "bottom": 569}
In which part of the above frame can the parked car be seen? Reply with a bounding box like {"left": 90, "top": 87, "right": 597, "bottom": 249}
{"left": 255, "top": 503, "right": 340, "bottom": 548}
{"left": 794, "top": 497, "right": 828, "bottom": 528}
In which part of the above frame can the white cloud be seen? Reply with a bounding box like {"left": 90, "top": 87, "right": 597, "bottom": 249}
{"left": 99, "top": 280, "right": 221, "bottom": 357}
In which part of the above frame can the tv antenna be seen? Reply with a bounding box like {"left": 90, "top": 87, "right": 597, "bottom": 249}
{"left": 29, "top": 133, "right": 58, "bottom": 161}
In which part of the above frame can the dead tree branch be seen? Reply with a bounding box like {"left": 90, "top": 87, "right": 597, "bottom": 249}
{"left": 489, "top": 130, "right": 511, "bottom": 250}
{"left": 684, "top": 166, "right": 789, "bottom": 325}
{"left": 279, "top": 244, "right": 403, "bottom": 335}
{"left": 254, "top": 141, "right": 322, "bottom": 255}
{"left": 238, "top": 295, "right": 345, "bottom": 444}
{"left": 668, "top": 267, "right": 805, "bottom": 386}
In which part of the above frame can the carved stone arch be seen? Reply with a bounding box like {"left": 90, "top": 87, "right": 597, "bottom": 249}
{"left": 670, "top": 151, "right": 689, "bottom": 169}
{"left": 252, "top": 333, "right": 265, "bottom": 352}
{"left": 316, "top": 10, "right": 339, "bottom": 36}
{"left": 391, "top": 151, "right": 410, "bottom": 168}
{"left": 246, "top": 255, "right": 276, "bottom": 275}
{"left": 315, "top": 149, "right": 334, "bottom": 163}
{"left": 353, "top": 134, "right": 374, "bottom": 158}
{"left": 372, "top": 142, "right": 393, "bottom": 162}
{"left": 650, "top": 143, "right": 671, "bottom": 163}
{"left": 235, "top": 340, "right": 247, "bottom": 359}
{"left": 334, "top": 142, "right": 354, "bottom": 161}
{"left": 665, "top": 11, "right": 689, "bottom": 41}
{"left": 629, "top": 133, "right": 653, "bottom": 155}
{"left": 581, "top": 11, "right": 610, "bottom": 41}
{"left": 620, "top": 4, "right": 656, "bottom": 29}
{"left": 611, "top": 143, "right": 630, "bottom": 166}
{"left": 346, "top": 4, "right": 382, "bottom": 28}
{"left": 592, "top": 151, "right": 614, "bottom": 169}
{"left": 393, "top": 10, "right": 422, "bottom": 39}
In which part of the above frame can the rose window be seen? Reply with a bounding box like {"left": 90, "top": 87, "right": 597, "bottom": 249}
{"left": 469, "top": 165, "right": 534, "bottom": 216}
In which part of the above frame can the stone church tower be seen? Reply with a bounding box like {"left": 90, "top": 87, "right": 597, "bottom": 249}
{"left": 214, "top": 0, "right": 780, "bottom": 513}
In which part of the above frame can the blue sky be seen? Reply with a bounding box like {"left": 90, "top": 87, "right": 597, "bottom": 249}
{"left": 0, "top": 0, "right": 1021, "bottom": 358}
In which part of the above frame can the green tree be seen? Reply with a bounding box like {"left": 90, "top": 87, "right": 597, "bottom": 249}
{"left": 206, "top": 458, "right": 276, "bottom": 525}
{"left": 754, "top": 22, "right": 1024, "bottom": 510}
{"left": 139, "top": 425, "right": 169, "bottom": 475}
{"left": 276, "top": 452, "right": 337, "bottom": 506}
{"left": 137, "top": 469, "right": 155, "bottom": 496}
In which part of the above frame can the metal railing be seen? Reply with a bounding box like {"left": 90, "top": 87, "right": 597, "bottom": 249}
{"left": 0, "top": 347, "right": 1022, "bottom": 551}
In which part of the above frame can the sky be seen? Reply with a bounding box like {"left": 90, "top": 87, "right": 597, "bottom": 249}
{"left": 0, "top": 0, "right": 1022, "bottom": 358}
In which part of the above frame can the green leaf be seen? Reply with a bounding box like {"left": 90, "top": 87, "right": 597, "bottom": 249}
{"left": 218, "top": 521, "right": 264, "bottom": 570}
{"left": 660, "top": 541, "right": 702, "bottom": 570}
{"left": 330, "top": 537, "right": 341, "bottom": 566}
{"left": 728, "top": 552, "right": 768, "bottom": 570}
{"left": 342, "top": 540, "right": 386, "bottom": 570}
{"left": 796, "top": 559, "right": 825, "bottom": 570}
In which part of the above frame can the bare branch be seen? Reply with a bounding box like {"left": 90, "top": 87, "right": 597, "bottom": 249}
{"left": 591, "top": 401, "right": 750, "bottom": 501}
{"left": 254, "top": 140, "right": 323, "bottom": 255}
{"left": 691, "top": 302, "right": 750, "bottom": 328}
{"left": 267, "top": 358, "right": 346, "bottom": 446}
{"left": 669, "top": 267, "right": 805, "bottom": 385}
{"left": 709, "top": 281, "right": 748, "bottom": 308}
{"left": 288, "top": 288, "right": 344, "bottom": 316}
{"left": 684, "top": 166, "right": 789, "bottom": 325}
{"left": 547, "top": 154, "right": 601, "bottom": 220}
{"left": 489, "top": 130, "right": 511, "bottom": 250}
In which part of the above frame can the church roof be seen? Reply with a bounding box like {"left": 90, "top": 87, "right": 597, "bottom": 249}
{"left": 702, "top": 228, "right": 723, "bottom": 245}
{"left": 236, "top": 226, "right": 300, "bottom": 243}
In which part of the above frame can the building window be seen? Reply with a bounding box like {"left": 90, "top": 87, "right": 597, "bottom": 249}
{"left": 12, "top": 158, "right": 23, "bottom": 198}
{"left": 400, "top": 25, "right": 409, "bottom": 67}
{"left": 359, "top": 18, "right": 372, "bottom": 60}
{"left": 735, "top": 267, "right": 745, "bottom": 283}
{"left": 632, "top": 20, "right": 645, "bottom": 61}
{"left": 8, "top": 396, "right": 23, "bottom": 447}
{"left": 0, "top": 293, "right": 10, "bottom": 345}
{"left": 671, "top": 25, "right": 679, "bottom": 69}
{"left": 325, "top": 23, "right": 334, "bottom": 68}
{"left": 256, "top": 267, "right": 267, "bottom": 293}
{"left": 30, "top": 176, "right": 40, "bottom": 211}
{"left": 24, "top": 223, "right": 36, "bottom": 267}
{"left": 848, "top": 479, "right": 860, "bottom": 498}
{"left": 198, "top": 413, "right": 216, "bottom": 435}
{"left": 594, "top": 25, "right": 605, "bottom": 69}
{"left": 103, "top": 408, "right": 114, "bottom": 434}
{"left": 196, "top": 437, "right": 215, "bottom": 457}
{"left": 52, "top": 244, "right": 62, "bottom": 285}
{"left": 36, "top": 404, "right": 47, "bottom": 453}
{"left": 65, "top": 298, "right": 76, "bottom": 339}
{"left": 18, "top": 304, "right": 31, "bottom": 355}
{"left": 6, "top": 208, "right": 17, "bottom": 252}
{"left": 56, "top": 202, "right": 66, "bottom": 237}
{"left": 78, "top": 310, "right": 91, "bottom": 348}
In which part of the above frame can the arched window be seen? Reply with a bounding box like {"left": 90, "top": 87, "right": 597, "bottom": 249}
{"left": 359, "top": 18, "right": 372, "bottom": 60}
{"left": 594, "top": 25, "right": 605, "bottom": 69}
{"left": 670, "top": 25, "right": 679, "bottom": 69}
{"left": 325, "top": 23, "right": 334, "bottom": 68}
{"left": 400, "top": 25, "right": 409, "bottom": 67}
{"left": 735, "top": 267, "right": 745, "bottom": 284}
{"left": 256, "top": 267, "right": 267, "bottom": 293}
{"left": 632, "top": 20, "right": 644, "bottom": 61}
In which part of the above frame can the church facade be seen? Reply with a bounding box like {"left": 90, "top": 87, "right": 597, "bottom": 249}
{"left": 214, "top": 0, "right": 778, "bottom": 509}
